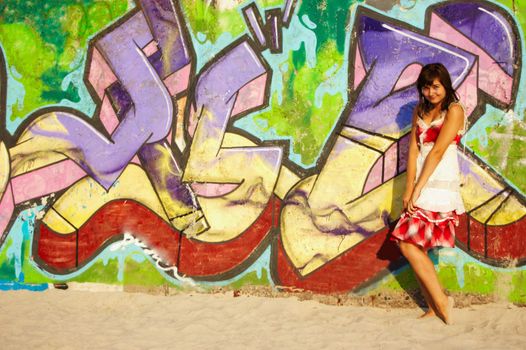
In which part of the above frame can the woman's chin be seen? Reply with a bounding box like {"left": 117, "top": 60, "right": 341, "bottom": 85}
{"left": 428, "top": 99, "right": 443, "bottom": 106}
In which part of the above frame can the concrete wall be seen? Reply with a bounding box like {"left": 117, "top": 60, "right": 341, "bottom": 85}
{"left": 0, "top": 0, "right": 524, "bottom": 302}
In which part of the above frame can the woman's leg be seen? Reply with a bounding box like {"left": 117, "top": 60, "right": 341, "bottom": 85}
{"left": 415, "top": 246, "right": 436, "bottom": 318}
{"left": 399, "top": 241, "right": 451, "bottom": 323}
{"left": 414, "top": 273, "right": 436, "bottom": 318}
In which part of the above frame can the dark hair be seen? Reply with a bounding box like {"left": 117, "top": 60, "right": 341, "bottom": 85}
{"left": 416, "top": 63, "right": 458, "bottom": 118}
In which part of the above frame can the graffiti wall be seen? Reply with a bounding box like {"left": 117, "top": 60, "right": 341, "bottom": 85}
{"left": 0, "top": 0, "right": 524, "bottom": 301}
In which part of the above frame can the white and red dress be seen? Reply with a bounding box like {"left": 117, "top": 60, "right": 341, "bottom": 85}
{"left": 391, "top": 102, "right": 466, "bottom": 250}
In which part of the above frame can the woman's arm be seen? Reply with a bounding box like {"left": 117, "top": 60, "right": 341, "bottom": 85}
{"left": 403, "top": 110, "right": 419, "bottom": 210}
{"left": 407, "top": 104, "right": 464, "bottom": 214}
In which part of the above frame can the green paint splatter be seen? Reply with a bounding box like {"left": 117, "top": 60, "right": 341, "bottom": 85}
{"left": 21, "top": 253, "right": 122, "bottom": 285}
{"left": 0, "top": 23, "right": 56, "bottom": 120}
{"left": 180, "top": 0, "right": 300, "bottom": 44}
{"left": 373, "top": 261, "right": 525, "bottom": 303}
{"left": 180, "top": 0, "right": 242, "bottom": 43}
{"left": 255, "top": 40, "right": 344, "bottom": 164}
{"left": 87, "top": 2, "right": 113, "bottom": 36}
{"left": 0, "top": 0, "right": 129, "bottom": 121}
{"left": 0, "top": 238, "right": 16, "bottom": 280}
{"left": 380, "top": 266, "right": 419, "bottom": 291}
{"left": 20, "top": 265, "right": 53, "bottom": 284}
{"left": 462, "top": 263, "right": 497, "bottom": 294}
{"left": 509, "top": 270, "right": 526, "bottom": 304}
{"left": 297, "top": 0, "right": 360, "bottom": 52}
{"left": 437, "top": 264, "right": 461, "bottom": 291}
{"left": 123, "top": 255, "right": 168, "bottom": 286}
{"left": 229, "top": 269, "right": 270, "bottom": 289}
{"left": 21, "top": 253, "right": 171, "bottom": 286}
{"left": 70, "top": 258, "right": 121, "bottom": 284}
{"left": 19, "top": 236, "right": 52, "bottom": 284}
{"left": 468, "top": 115, "right": 526, "bottom": 194}
{"left": 495, "top": 0, "right": 526, "bottom": 34}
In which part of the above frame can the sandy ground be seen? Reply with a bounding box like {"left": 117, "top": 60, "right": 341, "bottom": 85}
{"left": 0, "top": 289, "right": 525, "bottom": 350}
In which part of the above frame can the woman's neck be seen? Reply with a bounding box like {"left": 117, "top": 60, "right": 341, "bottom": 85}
{"left": 427, "top": 101, "right": 444, "bottom": 116}
{"left": 431, "top": 100, "right": 443, "bottom": 111}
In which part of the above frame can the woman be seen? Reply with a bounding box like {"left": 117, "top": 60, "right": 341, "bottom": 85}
{"left": 391, "top": 63, "right": 466, "bottom": 325}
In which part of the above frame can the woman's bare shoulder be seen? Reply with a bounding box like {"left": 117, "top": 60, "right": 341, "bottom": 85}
{"left": 445, "top": 101, "right": 465, "bottom": 131}
{"left": 448, "top": 101, "right": 464, "bottom": 112}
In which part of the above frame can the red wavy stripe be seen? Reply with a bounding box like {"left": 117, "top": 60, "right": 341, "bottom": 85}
{"left": 178, "top": 197, "right": 280, "bottom": 277}
{"left": 457, "top": 213, "right": 526, "bottom": 262}
{"left": 275, "top": 227, "right": 401, "bottom": 294}
{"left": 36, "top": 197, "right": 281, "bottom": 277}
{"left": 37, "top": 200, "right": 181, "bottom": 273}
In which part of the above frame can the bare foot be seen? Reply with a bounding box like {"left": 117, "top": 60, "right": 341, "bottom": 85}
{"left": 436, "top": 296, "right": 454, "bottom": 325}
{"left": 417, "top": 309, "right": 435, "bottom": 319}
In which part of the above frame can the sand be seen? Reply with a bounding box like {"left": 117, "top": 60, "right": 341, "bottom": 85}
{"left": 0, "top": 289, "right": 525, "bottom": 349}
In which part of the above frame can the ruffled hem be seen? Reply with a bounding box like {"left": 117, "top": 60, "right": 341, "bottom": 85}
{"left": 409, "top": 209, "right": 459, "bottom": 226}
{"left": 390, "top": 207, "right": 457, "bottom": 250}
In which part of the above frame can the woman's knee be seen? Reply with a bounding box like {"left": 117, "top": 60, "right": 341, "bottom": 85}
{"left": 398, "top": 241, "right": 414, "bottom": 257}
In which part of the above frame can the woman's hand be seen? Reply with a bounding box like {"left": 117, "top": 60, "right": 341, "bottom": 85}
{"left": 402, "top": 188, "right": 413, "bottom": 210}
{"left": 407, "top": 186, "right": 422, "bottom": 215}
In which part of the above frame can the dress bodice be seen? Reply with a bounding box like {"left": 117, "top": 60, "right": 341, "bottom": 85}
{"left": 416, "top": 102, "right": 466, "bottom": 146}
{"left": 413, "top": 102, "right": 466, "bottom": 214}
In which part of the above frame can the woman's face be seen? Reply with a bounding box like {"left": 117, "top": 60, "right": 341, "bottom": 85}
{"left": 421, "top": 78, "right": 446, "bottom": 106}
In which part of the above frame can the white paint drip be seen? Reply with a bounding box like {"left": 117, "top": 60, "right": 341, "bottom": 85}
{"left": 502, "top": 109, "right": 525, "bottom": 126}
{"left": 33, "top": 194, "right": 55, "bottom": 220}
{"left": 382, "top": 24, "right": 470, "bottom": 86}
{"left": 478, "top": 7, "right": 513, "bottom": 58}
{"left": 111, "top": 233, "right": 196, "bottom": 286}
{"left": 494, "top": 110, "right": 521, "bottom": 171}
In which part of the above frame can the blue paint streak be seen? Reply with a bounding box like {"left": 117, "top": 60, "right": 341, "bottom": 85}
{"left": 58, "top": 55, "right": 96, "bottom": 116}
{"left": 0, "top": 281, "right": 48, "bottom": 291}
{"left": 190, "top": 31, "right": 235, "bottom": 73}
{"left": 5, "top": 207, "right": 41, "bottom": 282}
{"left": 2, "top": 48, "right": 26, "bottom": 135}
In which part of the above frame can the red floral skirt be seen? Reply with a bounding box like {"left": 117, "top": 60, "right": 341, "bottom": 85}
{"left": 390, "top": 207, "right": 459, "bottom": 250}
